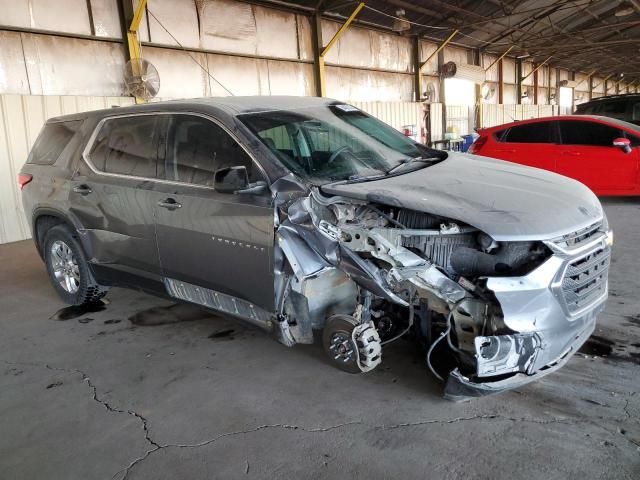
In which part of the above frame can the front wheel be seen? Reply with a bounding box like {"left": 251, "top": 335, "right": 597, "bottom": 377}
{"left": 43, "top": 225, "right": 107, "bottom": 306}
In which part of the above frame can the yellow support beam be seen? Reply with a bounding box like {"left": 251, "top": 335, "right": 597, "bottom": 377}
{"left": 127, "top": 0, "right": 148, "bottom": 103}
{"left": 315, "top": 2, "right": 365, "bottom": 97}
{"left": 520, "top": 56, "right": 551, "bottom": 81}
{"left": 484, "top": 45, "right": 514, "bottom": 72}
{"left": 321, "top": 2, "right": 365, "bottom": 57}
{"left": 420, "top": 29, "right": 458, "bottom": 72}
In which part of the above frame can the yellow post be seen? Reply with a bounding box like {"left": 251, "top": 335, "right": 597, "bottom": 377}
{"left": 127, "top": 0, "right": 148, "bottom": 103}
{"left": 520, "top": 56, "right": 552, "bottom": 81}
{"left": 484, "top": 46, "right": 514, "bottom": 72}
{"left": 420, "top": 29, "right": 458, "bottom": 72}
{"left": 316, "top": 2, "right": 365, "bottom": 97}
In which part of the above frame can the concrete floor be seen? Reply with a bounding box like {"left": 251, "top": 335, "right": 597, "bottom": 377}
{"left": 1, "top": 198, "right": 639, "bottom": 480}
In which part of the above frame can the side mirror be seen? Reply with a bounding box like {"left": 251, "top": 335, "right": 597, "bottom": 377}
{"left": 613, "top": 137, "right": 632, "bottom": 154}
{"left": 214, "top": 166, "right": 267, "bottom": 195}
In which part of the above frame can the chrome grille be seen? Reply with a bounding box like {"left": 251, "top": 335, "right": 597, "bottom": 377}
{"left": 561, "top": 246, "right": 610, "bottom": 314}
{"left": 554, "top": 221, "right": 602, "bottom": 250}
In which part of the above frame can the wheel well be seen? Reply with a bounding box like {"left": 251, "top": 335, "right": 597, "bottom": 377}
{"left": 34, "top": 214, "right": 73, "bottom": 257}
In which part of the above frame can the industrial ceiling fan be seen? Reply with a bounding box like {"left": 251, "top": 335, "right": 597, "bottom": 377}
{"left": 123, "top": 58, "right": 161, "bottom": 101}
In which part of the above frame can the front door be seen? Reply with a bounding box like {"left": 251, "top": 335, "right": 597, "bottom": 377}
{"left": 492, "top": 120, "right": 558, "bottom": 171}
{"left": 154, "top": 113, "right": 275, "bottom": 311}
{"left": 556, "top": 120, "right": 639, "bottom": 192}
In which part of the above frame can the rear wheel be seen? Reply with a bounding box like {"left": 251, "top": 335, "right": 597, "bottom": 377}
{"left": 43, "top": 225, "right": 107, "bottom": 305}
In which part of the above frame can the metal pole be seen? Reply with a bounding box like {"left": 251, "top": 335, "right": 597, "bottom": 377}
{"left": 315, "top": 2, "right": 365, "bottom": 97}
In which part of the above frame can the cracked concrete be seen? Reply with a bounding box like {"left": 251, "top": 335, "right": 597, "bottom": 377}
{"left": 1, "top": 198, "right": 639, "bottom": 479}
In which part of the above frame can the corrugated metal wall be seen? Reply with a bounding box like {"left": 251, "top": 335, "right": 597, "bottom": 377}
{"left": 480, "top": 104, "right": 557, "bottom": 128}
{"left": 0, "top": 94, "right": 134, "bottom": 244}
{"left": 352, "top": 101, "right": 423, "bottom": 132}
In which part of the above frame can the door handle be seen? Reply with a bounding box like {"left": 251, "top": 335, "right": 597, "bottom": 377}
{"left": 157, "top": 198, "right": 182, "bottom": 210}
{"left": 73, "top": 185, "right": 92, "bottom": 195}
{"left": 562, "top": 151, "right": 581, "bottom": 156}
{"left": 495, "top": 149, "right": 516, "bottom": 153}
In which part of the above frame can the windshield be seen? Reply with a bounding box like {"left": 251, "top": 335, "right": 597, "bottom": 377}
{"left": 239, "top": 104, "right": 445, "bottom": 184}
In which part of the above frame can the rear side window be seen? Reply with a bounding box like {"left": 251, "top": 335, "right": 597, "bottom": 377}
{"left": 559, "top": 121, "right": 623, "bottom": 147}
{"left": 502, "top": 122, "right": 554, "bottom": 143}
{"left": 27, "top": 120, "right": 82, "bottom": 165}
{"left": 87, "top": 115, "right": 159, "bottom": 178}
{"left": 601, "top": 101, "right": 627, "bottom": 115}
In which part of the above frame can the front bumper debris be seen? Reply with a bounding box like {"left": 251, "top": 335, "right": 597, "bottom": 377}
{"left": 443, "top": 314, "right": 596, "bottom": 401}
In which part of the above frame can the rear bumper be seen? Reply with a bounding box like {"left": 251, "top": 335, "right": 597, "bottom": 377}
{"left": 443, "top": 303, "right": 598, "bottom": 402}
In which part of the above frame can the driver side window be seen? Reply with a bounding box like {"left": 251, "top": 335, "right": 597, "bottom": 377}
{"left": 163, "top": 114, "right": 261, "bottom": 186}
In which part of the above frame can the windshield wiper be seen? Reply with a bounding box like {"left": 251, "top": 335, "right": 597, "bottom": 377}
{"left": 386, "top": 156, "right": 439, "bottom": 174}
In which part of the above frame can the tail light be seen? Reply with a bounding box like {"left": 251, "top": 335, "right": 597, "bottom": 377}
{"left": 468, "top": 135, "right": 488, "bottom": 154}
{"left": 18, "top": 173, "right": 33, "bottom": 190}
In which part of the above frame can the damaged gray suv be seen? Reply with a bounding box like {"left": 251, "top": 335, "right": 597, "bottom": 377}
{"left": 20, "top": 97, "right": 613, "bottom": 400}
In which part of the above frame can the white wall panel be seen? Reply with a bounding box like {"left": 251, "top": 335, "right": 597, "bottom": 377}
{"left": 206, "top": 54, "right": 265, "bottom": 96}
{"left": 429, "top": 103, "right": 443, "bottom": 141}
{"left": 522, "top": 62, "right": 534, "bottom": 86}
{"left": 20, "top": 34, "right": 126, "bottom": 96}
{"left": 503, "top": 58, "right": 516, "bottom": 84}
{"left": 90, "top": 0, "right": 122, "bottom": 38}
{"left": 483, "top": 53, "right": 498, "bottom": 82}
{"left": 148, "top": 0, "right": 200, "bottom": 48}
{"left": 0, "top": 94, "right": 133, "bottom": 244}
{"left": 420, "top": 41, "right": 438, "bottom": 75}
{"left": 254, "top": 6, "right": 300, "bottom": 59}
{"left": 322, "top": 20, "right": 411, "bottom": 72}
{"left": 198, "top": 0, "right": 258, "bottom": 54}
{"left": 443, "top": 46, "right": 469, "bottom": 66}
{"left": 0, "top": 32, "right": 30, "bottom": 94}
{"left": 264, "top": 61, "right": 314, "bottom": 96}
{"left": 143, "top": 47, "right": 210, "bottom": 98}
{"left": 0, "top": 0, "right": 92, "bottom": 35}
{"left": 296, "top": 15, "right": 314, "bottom": 61}
{"left": 325, "top": 67, "right": 412, "bottom": 102}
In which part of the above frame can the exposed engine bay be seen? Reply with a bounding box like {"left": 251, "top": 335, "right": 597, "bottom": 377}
{"left": 270, "top": 186, "right": 603, "bottom": 400}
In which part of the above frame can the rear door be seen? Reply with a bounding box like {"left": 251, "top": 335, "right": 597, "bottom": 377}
{"left": 556, "top": 119, "right": 639, "bottom": 192}
{"left": 71, "top": 114, "right": 162, "bottom": 278}
{"left": 154, "top": 113, "right": 275, "bottom": 311}
{"left": 489, "top": 121, "right": 558, "bottom": 171}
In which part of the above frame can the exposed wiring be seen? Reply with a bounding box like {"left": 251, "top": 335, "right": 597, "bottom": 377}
{"left": 146, "top": 9, "right": 235, "bottom": 96}
{"left": 363, "top": 5, "right": 449, "bottom": 30}
{"left": 427, "top": 310, "right": 460, "bottom": 382}
{"left": 426, "top": 310, "right": 453, "bottom": 382}
{"left": 362, "top": 5, "right": 512, "bottom": 47}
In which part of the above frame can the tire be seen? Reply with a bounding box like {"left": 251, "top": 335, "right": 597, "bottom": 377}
{"left": 322, "top": 315, "right": 362, "bottom": 374}
{"left": 43, "top": 224, "right": 107, "bottom": 306}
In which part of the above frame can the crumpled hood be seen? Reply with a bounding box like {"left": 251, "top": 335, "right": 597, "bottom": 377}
{"left": 321, "top": 152, "right": 603, "bottom": 241}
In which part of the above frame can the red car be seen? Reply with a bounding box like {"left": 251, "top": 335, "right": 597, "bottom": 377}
{"left": 469, "top": 115, "right": 640, "bottom": 196}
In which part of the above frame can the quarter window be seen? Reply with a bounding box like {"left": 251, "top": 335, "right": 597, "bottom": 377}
{"left": 502, "top": 122, "right": 554, "bottom": 143}
{"left": 88, "top": 116, "right": 159, "bottom": 178}
{"left": 28, "top": 120, "right": 83, "bottom": 165}
{"left": 559, "top": 121, "right": 623, "bottom": 147}
{"left": 601, "top": 101, "right": 627, "bottom": 115}
{"left": 163, "top": 114, "right": 261, "bottom": 187}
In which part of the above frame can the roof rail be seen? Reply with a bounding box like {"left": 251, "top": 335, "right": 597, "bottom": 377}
{"left": 587, "top": 93, "right": 640, "bottom": 102}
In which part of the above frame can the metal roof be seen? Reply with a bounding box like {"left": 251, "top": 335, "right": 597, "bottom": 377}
{"left": 257, "top": 0, "right": 640, "bottom": 83}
